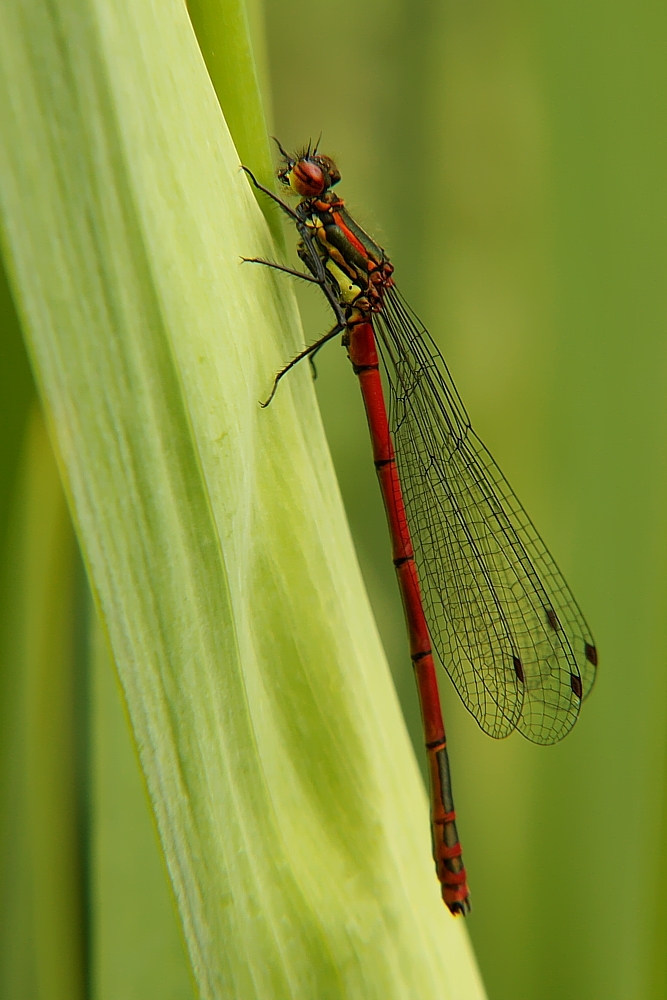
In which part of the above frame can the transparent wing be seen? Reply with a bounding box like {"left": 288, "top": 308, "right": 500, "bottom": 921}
{"left": 375, "top": 288, "right": 597, "bottom": 745}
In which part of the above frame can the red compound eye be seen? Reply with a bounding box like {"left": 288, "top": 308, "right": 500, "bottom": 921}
{"left": 291, "top": 159, "right": 326, "bottom": 197}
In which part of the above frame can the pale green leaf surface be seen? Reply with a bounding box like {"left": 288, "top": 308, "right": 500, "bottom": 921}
{"left": 0, "top": 1, "right": 485, "bottom": 997}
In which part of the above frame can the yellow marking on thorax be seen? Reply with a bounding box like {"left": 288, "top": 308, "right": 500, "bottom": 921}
{"left": 326, "top": 260, "right": 362, "bottom": 304}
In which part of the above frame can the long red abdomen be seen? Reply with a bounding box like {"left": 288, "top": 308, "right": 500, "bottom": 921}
{"left": 346, "top": 315, "right": 471, "bottom": 915}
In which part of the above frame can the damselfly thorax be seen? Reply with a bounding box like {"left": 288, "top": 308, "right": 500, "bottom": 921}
{"left": 297, "top": 194, "right": 395, "bottom": 317}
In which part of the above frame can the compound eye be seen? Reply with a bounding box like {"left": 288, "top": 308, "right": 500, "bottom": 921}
{"left": 319, "top": 155, "right": 341, "bottom": 186}
{"left": 291, "top": 159, "right": 326, "bottom": 197}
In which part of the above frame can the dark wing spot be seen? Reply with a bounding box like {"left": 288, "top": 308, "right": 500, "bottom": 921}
{"left": 570, "top": 674, "right": 583, "bottom": 699}
{"left": 546, "top": 608, "right": 561, "bottom": 631}
{"left": 585, "top": 643, "right": 598, "bottom": 666}
{"left": 513, "top": 657, "right": 525, "bottom": 683}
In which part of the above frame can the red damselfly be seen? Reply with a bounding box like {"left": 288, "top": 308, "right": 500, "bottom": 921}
{"left": 242, "top": 141, "right": 598, "bottom": 915}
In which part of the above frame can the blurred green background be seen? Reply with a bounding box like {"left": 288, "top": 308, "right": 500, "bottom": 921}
{"left": 1, "top": 0, "right": 666, "bottom": 997}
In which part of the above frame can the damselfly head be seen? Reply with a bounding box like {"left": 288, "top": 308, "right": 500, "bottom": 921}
{"left": 274, "top": 140, "right": 341, "bottom": 198}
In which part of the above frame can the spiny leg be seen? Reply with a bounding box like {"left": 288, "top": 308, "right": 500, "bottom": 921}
{"left": 240, "top": 166, "right": 300, "bottom": 222}
{"left": 308, "top": 339, "right": 329, "bottom": 380}
{"left": 261, "top": 324, "right": 345, "bottom": 407}
{"left": 241, "top": 257, "right": 322, "bottom": 285}
{"left": 244, "top": 258, "right": 345, "bottom": 389}
{"left": 242, "top": 254, "right": 346, "bottom": 328}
